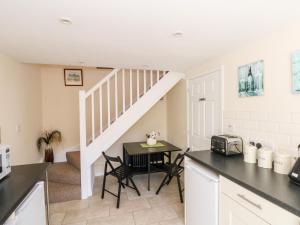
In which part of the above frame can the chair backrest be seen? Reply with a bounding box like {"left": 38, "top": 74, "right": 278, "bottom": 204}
{"left": 102, "top": 152, "right": 123, "bottom": 173}
{"left": 174, "top": 148, "right": 190, "bottom": 167}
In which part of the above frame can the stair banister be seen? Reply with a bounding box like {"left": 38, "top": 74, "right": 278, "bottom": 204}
{"left": 85, "top": 68, "right": 120, "bottom": 97}
{"left": 79, "top": 67, "right": 185, "bottom": 199}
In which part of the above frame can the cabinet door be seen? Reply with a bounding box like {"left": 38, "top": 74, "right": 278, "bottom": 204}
{"left": 220, "top": 193, "right": 270, "bottom": 225}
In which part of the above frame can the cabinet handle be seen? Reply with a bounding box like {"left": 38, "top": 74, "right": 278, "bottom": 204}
{"left": 237, "top": 194, "right": 262, "bottom": 210}
{"left": 199, "top": 98, "right": 206, "bottom": 101}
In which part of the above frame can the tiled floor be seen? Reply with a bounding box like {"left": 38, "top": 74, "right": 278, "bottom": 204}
{"left": 49, "top": 173, "right": 184, "bottom": 225}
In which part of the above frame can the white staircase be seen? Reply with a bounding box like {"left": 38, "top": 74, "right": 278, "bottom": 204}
{"left": 79, "top": 68, "right": 185, "bottom": 198}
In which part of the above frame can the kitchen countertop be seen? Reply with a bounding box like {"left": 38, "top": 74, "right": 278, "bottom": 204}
{"left": 185, "top": 150, "right": 300, "bottom": 217}
{"left": 0, "top": 163, "right": 49, "bottom": 224}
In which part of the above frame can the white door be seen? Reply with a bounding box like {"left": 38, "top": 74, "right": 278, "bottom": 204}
{"left": 188, "top": 70, "right": 222, "bottom": 151}
{"left": 220, "top": 193, "right": 270, "bottom": 225}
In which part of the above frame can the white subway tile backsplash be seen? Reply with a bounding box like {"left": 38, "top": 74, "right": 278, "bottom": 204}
{"left": 223, "top": 110, "right": 299, "bottom": 152}
{"left": 250, "top": 111, "right": 268, "bottom": 121}
{"left": 290, "top": 136, "right": 300, "bottom": 147}
{"left": 266, "top": 134, "right": 290, "bottom": 146}
{"left": 257, "top": 122, "right": 279, "bottom": 133}
{"left": 268, "top": 112, "right": 292, "bottom": 123}
{"left": 223, "top": 111, "right": 236, "bottom": 119}
{"left": 243, "top": 121, "right": 258, "bottom": 130}
{"left": 279, "top": 123, "right": 300, "bottom": 135}
{"left": 236, "top": 111, "right": 250, "bottom": 120}
{"left": 291, "top": 112, "right": 300, "bottom": 124}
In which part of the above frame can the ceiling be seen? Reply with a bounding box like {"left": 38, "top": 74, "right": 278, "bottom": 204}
{"left": 0, "top": 0, "right": 300, "bottom": 71}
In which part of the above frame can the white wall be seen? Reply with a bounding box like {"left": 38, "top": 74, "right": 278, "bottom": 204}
{"left": 0, "top": 54, "right": 43, "bottom": 165}
{"left": 41, "top": 66, "right": 168, "bottom": 171}
{"left": 166, "top": 80, "right": 187, "bottom": 150}
{"left": 41, "top": 66, "right": 112, "bottom": 150}
{"left": 184, "top": 23, "right": 300, "bottom": 156}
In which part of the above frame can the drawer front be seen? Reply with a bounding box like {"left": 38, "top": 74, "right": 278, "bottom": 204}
{"left": 220, "top": 193, "right": 270, "bottom": 225}
{"left": 220, "top": 176, "right": 300, "bottom": 225}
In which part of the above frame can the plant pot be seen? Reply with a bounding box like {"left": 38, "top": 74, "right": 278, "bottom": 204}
{"left": 44, "top": 148, "right": 54, "bottom": 163}
{"left": 147, "top": 138, "right": 157, "bottom": 145}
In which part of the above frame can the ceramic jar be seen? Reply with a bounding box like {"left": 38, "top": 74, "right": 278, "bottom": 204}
{"left": 258, "top": 147, "right": 273, "bottom": 169}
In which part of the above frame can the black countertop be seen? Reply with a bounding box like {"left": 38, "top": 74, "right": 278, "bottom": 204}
{"left": 185, "top": 150, "right": 300, "bottom": 217}
{"left": 0, "top": 163, "right": 49, "bottom": 224}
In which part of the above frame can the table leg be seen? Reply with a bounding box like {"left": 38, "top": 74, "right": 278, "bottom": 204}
{"left": 148, "top": 154, "right": 150, "bottom": 191}
{"left": 168, "top": 152, "right": 172, "bottom": 182}
{"left": 123, "top": 146, "right": 129, "bottom": 186}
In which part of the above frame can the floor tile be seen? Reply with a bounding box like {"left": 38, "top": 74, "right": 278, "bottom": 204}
{"left": 62, "top": 205, "right": 109, "bottom": 224}
{"left": 133, "top": 206, "right": 178, "bottom": 225}
{"left": 49, "top": 174, "right": 183, "bottom": 225}
{"left": 87, "top": 213, "right": 135, "bottom": 225}
{"left": 109, "top": 198, "right": 151, "bottom": 216}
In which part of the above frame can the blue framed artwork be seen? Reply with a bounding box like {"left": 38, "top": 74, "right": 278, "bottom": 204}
{"left": 292, "top": 51, "right": 300, "bottom": 94}
{"left": 238, "top": 60, "right": 264, "bottom": 97}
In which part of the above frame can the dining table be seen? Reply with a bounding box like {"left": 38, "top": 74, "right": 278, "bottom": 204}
{"left": 123, "top": 140, "right": 181, "bottom": 191}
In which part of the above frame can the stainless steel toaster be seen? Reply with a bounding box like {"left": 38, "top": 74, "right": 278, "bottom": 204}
{"left": 211, "top": 135, "right": 243, "bottom": 156}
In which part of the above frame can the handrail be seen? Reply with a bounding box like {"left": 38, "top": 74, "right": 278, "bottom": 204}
{"left": 80, "top": 68, "right": 166, "bottom": 146}
{"left": 85, "top": 68, "right": 120, "bottom": 97}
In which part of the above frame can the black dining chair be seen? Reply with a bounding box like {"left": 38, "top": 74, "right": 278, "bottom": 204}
{"left": 155, "top": 148, "right": 190, "bottom": 203}
{"left": 101, "top": 152, "right": 140, "bottom": 208}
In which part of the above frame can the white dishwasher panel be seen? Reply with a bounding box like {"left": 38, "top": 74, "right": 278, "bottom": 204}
{"left": 185, "top": 158, "right": 219, "bottom": 225}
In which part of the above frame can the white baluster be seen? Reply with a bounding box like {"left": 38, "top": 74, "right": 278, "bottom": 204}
{"left": 150, "top": 70, "right": 153, "bottom": 87}
{"left": 79, "top": 91, "right": 86, "bottom": 147}
{"left": 157, "top": 70, "right": 159, "bottom": 83}
{"left": 137, "top": 70, "right": 140, "bottom": 99}
{"left": 115, "top": 72, "right": 118, "bottom": 119}
{"left": 130, "top": 69, "right": 132, "bottom": 106}
{"left": 144, "top": 70, "right": 146, "bottom": 94}
{"left": 99, "top": 85, "right": 102, "bottom": 134}
{"left": 91, "top": 92, "right": 95, "bottom": 140}
{"left": 107, "top": 79, "right": 110, "bottom": 127}
{"left": 122, "top": 69, "right": 125, "bottom": 113}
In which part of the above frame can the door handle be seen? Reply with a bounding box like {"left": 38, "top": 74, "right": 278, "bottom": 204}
{"left": 199, "top": 98, "right": 206, "bottom": 101}
{"left": 237, "top": 194, "right": 262, "bottom": 210}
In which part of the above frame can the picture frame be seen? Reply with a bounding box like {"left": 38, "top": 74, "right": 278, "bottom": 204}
{"left": 238, "top": 60, "right": 264, "bottom": 97}
{"left": 292, "top": 50, "right": 300, "bottom": 94}
{"left": 64, "top": 69, "right": 83, "bottom": 86}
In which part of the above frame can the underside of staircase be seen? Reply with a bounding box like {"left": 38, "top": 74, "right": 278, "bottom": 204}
{"left": 48, "top": 151, "right": 81, "bottom": 203}
{"left": 78, "top": 68, "right": 185, "bottom": 199}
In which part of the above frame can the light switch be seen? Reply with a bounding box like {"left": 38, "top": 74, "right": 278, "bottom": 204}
{"left": 16, "top": 125, "right": 21, "bottom": 133}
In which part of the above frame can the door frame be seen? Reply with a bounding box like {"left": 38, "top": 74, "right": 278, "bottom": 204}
{"left": 186, "top": 66, "right": 224, "bottom": 149}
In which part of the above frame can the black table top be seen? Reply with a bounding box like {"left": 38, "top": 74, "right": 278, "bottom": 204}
{"left": 123, "top": 140, "right": 181, "bottom": 155}
{"left": 185, "top": 150, "right": 300, "bottom": 217}
{"left": 0, "top": 163, "right": 49, "bottom": 224}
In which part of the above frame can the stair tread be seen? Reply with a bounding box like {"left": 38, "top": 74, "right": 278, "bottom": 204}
{"left": 48, "top": 181, "right": 81, "bottom": 203}
{"left": 66, "top": 151, "right": 81, "bottom": 170}
{"left": 48, "top": 162, "right": 81, "bottom": 185}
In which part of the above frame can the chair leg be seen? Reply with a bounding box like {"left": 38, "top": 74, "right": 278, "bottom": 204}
{"left": 156, "top": 173, "right": 169, "bottom": 195}
{"left": 116, "top": 182, "right": 122, "bottom": 208}
{"left": 129, "top": 177, "right": 140, "bottom": 196}
{"left": 176, "top": 175, "right": 183, "bottom": 203}
{"left": 166, "top": 175, "right": 174, "bottom": 185}
{"left": 101, "top": 174, "right": 107, "bottom": 199}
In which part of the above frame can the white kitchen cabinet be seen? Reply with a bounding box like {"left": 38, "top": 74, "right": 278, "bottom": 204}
{"left": 220, "top": 193, "right": 269, "bottom": 225}
{"left": 220, "top": 176, "right": 300, "bottom": 225}
{"left": 185, "top": 158, "right": 219, "bottom": 225}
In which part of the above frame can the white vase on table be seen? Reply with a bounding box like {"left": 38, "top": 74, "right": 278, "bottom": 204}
{"left": 147, "top": 138, "right": 157, "bottom": 145}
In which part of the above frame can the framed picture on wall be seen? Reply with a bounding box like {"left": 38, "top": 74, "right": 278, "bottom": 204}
{"left": 64, "top": 69, "right": 83, "bottom": 86}
{"left": 238, "top": 60, "right": 264, "bottom": 97}
{"left": 292, "top": 50, "right": 300, "bottom": 94}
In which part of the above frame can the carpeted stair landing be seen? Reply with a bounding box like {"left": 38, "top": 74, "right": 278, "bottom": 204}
{"left": 48, "top": 151, "right": 81, "bottom": 203}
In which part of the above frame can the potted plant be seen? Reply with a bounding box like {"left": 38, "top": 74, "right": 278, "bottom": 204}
{"left": 37, "top": 130, "right": 62, "bottom": 163}
{"left": 146, "top": 131, "right": 160, "bottom": 145}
